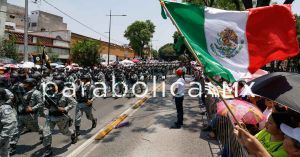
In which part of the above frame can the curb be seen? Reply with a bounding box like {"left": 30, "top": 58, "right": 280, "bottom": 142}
{"left": 94, "top": 84, "right": 162, "bottom": 140}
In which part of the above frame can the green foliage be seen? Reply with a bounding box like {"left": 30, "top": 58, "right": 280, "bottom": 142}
{"left": 182, "top": 0, "right": 294, "bottom": 10}
{"left": 182, "top": 0, "right": 243, "bottom": 10}
{"left": 47, "top": 48, "right": 59, "bottom": 62}
{"left": 0, "top": 35, "right": 19, "bottom": 61}
{"left": 124, "top": 20, "right": 155, "bottom": 58}
{"left": 173, "top": 31, "right": 185, "bottom": 54}
{"left": 71, "top": 39, "right": 100, "bottom": 67}
{"left": 173, "top": 31, "right": 194, "bottom": 61}
{"left": 296, "top": 15, "right": 300, "bottom": 42}
{"left": 151, "top": 49, "right": 159, "bottom": 59}
{"left": 158, "top": 43, "right": 178, "bottom": 61}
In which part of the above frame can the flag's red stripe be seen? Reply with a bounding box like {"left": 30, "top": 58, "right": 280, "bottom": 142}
{"left": 246, "top": 5, "right": 299, "bottom": 73}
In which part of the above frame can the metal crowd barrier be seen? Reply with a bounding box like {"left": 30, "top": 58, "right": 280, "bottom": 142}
{"left": 205, "top": 95, "right": 248, "bottom": 157}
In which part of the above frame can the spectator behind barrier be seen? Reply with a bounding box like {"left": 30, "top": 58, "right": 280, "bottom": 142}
{"left": 255, "top": 112, "right": 297, "bottom": 157}
{"left": 234, "top": 123, "right": 300, "bottom": 157}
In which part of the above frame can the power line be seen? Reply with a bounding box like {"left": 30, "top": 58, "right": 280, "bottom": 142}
{"left": 41, "top": 0, "right": 125, "bottom": 45}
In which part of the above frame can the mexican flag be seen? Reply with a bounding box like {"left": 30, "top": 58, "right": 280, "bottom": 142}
{"left": 161, "top": 1, "right": 299, "bottom": 82}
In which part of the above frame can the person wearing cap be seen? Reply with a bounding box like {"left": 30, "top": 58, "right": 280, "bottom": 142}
{"left": 234, "top": 112, "right": 299, "bottom": 157}
{"left": 42, "top": 80, "right": 78, "bottom": 157}
{"left": 255, "top": 112, "right": 296, "bottom": 157}
{"left": 0, "top": 85, "right": 18, "bottom": 157}
{"left": 234, "top": 124, "right": 300, "bottom": 157}
{"left": 75, "top": 75, "right": 97, "bottom": 136}
{"left": 9, "top": 78, "right": 43, "bottom": 155}
{"left": 171, "top": 68, "right": 185, "bottom": 129}
{"left": 280, "top": 124, "right": 300, "bottom": 157}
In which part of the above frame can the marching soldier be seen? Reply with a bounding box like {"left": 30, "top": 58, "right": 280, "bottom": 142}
{"left": 9, "top": 78, "right": 43, "bottom": 155}
{"left": 75, "top": 75, "right": 97, "bottom": 136}
{"left": 0, "top": 88, "right": 18, "bottom": 157}
{"left": 42, "top": 80, "right": 77, "bottom": 157}
{"left": 0, "top": 78, "right": 14, "bottom": 107}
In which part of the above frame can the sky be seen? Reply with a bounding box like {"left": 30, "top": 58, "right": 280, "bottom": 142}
{"left": 6, "top": 0, "right": 300, "bottom": 50}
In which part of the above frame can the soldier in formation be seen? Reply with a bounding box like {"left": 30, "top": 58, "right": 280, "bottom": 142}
{"left": 42, "top": 80, "right": 77, "bottom": 157}
{"left": 0, "top": 61, "right": 178, "bottom": 156}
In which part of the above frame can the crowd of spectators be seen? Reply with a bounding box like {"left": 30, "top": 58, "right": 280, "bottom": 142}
{"left": 190, "top": 66, "right": 300, "bottom": 157}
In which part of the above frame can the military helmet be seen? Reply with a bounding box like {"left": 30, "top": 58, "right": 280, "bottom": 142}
{"left": 23, "top": 78, "right": 37, "bottom": 87}
{"left": 31, "top": 72, "right": 42, "bottom": 81}
{"left": 11, "top": 72, "right": 19, "bottom": 79}
{"left": 53, "top": 75, "right": 65, "bottom": 82}
{"left": 53, "top": 80, "right": 65, "bottom": 91}
{"left": 0, "top": 77, "right": 7, "bottom": 87}
{"left": 80, "top": 74, "right": 91, "bottom": 80}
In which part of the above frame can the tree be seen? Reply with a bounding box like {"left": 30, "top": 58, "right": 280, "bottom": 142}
{"left": 158, "top": 43, "right": 178, "bottom": 61}
{"left": 183, "top": 0, "right": 295, "bottom": 10}
{"left": 124, "top": 20, "right": 155, "bottom": 58}
{"left": 47, "top": 48, "right": 59, "bottom": 63}
{"left": 183, "top": 0, "right": 243, "bottom": 10}
{"left": 173, "top": 31, "right": 195, "bottom": 60}
{"left": 0, "top": 36, "right": 19, "bottom": 61}
{"left": 71, "top": 39, "right": 100, "bottom": 67}
{"left": 151, "top": 49, "right": 159, "bottom": 59}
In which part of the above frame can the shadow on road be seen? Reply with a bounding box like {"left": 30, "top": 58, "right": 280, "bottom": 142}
{"left": 16, "top": 142, "right": 41, "bottom": 155}
{"left": 101, "top": 130, "right": 121, "bottom": 143}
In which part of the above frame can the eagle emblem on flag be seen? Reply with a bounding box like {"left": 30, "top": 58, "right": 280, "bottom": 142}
{"left": 210, "top": 28, "right": 244, "bottom": 58}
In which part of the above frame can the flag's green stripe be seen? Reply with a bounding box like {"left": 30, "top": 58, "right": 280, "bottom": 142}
{"left": 164, "top": 1, "right": 236, "bottom": 82}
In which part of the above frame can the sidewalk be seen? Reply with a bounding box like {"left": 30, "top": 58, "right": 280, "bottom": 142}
{"left": 81, "top": 76, "right": 221, "bottom": 157}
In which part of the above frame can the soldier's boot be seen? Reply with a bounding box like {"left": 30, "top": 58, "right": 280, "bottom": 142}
{"left": 75, "top": 126, "right": 80, "bottom": 136}
{"left": 42, "top": 145, "right": 53, "bottom": 157}
{"left": 39, "top": 136, "right": 44, "bottom": 144}
{"left": 71, "top": 132, "right": 78, "bottom": 144}
{"left": 92, "top": 118, "right": 97, "bottom": 128}
{"left": 9, "top": 144, "right": 16, "bottom": 156}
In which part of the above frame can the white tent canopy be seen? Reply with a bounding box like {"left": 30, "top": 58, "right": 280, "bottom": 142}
{"left": 120, "top": 59, "right": 134, "bottom": 65}
{"left": 22, "top": 62, "right": 35, "bottom": 68}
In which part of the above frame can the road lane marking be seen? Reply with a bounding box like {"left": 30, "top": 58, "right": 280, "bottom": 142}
{"left": 66, "top": 83, "right": 162, "bottom": 157}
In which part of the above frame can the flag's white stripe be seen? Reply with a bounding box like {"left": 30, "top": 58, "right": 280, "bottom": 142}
{"left": 204, "top": 7, "right": 250, "bottom": 81}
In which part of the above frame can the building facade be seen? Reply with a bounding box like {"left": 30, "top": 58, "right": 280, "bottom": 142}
{"left": 4, "top": 3, "right": 70, "bottom": 62}
{"left": 5, "top": 3, "right": 25, "bottom": 30}
{"left": 29, "top": 10, "right": 67, "bottom": 32}
{"left": 6, "top": 30, "right": 70, "bottom": 62}
{"left": 71, "top": 33, "right": 135, "bottom": 63}
{"left": 0, "top": 0, "right": 7, "bottom": 39}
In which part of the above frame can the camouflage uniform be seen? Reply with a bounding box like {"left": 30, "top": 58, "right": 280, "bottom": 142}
{"left": 10, "top": 88, "right": 43, "bottom": 146}
{"left": 75, "top": 81, "right": 97, "bottom": 133}
{"left": 0, "top": 88, "right": 18, "bottom": 157}
{"left": 43, "top": 93, "right": 77, "bottom": 147}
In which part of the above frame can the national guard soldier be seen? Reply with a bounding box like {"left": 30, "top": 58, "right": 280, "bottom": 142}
{"left": 0, "top": 88, "right": 18, "bottom": 157}
{"left": 9, "top": 78, "right": 44, "bottom": 154}
{"left": 114, "top": 68, "right": 125, "bottom": 97}
{"left": 41, "top": 69, "right": 52, "bottom": 83}
{"left": 66, "top": 70, "right": 75, "bottom": 83}
{"left": 42, "top": 80, "right": 77, "bottom": 157}
{"left": 75, "top": 75, "right": 97, "bottom": 136}
{"left": 0, "top": 78, "right": 14, "bottom": 107}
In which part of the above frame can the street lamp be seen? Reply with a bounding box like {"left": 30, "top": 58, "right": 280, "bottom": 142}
{"left": 106, "top": 10, "right": 126, "bottom": 65}
{"left": 24, "top": 0, "right": 29, "bottom": 62}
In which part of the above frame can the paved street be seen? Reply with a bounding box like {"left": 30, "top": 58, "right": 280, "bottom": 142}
{"left": 14, "top": 90, "right": 150, "bottom": 157}
{"left": 12, "top": 77, "right": 220, "bottom": 157}
{"left": 72, "top": 77, "right": 219, "bottom": 157}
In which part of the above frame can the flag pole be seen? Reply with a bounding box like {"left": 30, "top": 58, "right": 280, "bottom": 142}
{"left": 160, "top": 0, "right": 242, "bottom": 128}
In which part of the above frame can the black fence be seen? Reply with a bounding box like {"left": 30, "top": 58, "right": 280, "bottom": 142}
{"left": 205, "top": 95, "right": 248, "bottom": 157}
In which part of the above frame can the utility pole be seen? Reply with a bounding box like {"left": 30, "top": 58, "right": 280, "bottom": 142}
{"left": 150, "top": 39, "right": 158, "bottom": 59}
{"left": 24, "top": 0, "right": 29, "bottom": 62}
{"left": 107, "top": 10, "right": 111, "bottom": 65}
{"left": 106, "top": 10, "right": 126, "bottom": 65}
